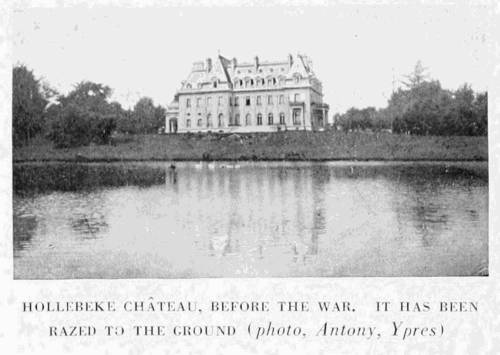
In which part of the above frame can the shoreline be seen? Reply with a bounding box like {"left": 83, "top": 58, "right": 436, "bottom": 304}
{"left": 13, "top": 157, "right": 488, "bottom": 164}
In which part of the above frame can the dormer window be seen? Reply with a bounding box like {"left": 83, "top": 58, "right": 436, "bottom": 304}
{"left": 213, "top": 81, "right": 218, "bottom": 88}
{"left": 186, "top": 83, "right": 192, "bottom": 89}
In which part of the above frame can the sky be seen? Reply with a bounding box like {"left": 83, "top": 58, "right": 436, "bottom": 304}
{"left": 12, "top": 3, "right": 494, "bottom": 113}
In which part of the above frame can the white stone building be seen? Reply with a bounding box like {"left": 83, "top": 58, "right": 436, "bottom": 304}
{"left": 165, "top": 54, "right": 329, "bottom": 133}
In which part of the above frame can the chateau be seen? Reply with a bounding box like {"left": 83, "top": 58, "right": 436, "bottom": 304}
{"left": 165, "top": 54, "right": 329, "bottom": 133}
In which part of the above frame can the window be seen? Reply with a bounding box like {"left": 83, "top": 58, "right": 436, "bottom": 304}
{"left": 268, "top": 113, "right": 274, "bottom": 125}
{"left": 295, "top": 75, "right": 300, "bottom": 84}
{"left": 229, "top": 97, "right": 233, "bottom": 106}
{"left": 207, "top": 114, "right": 212, "bottom": 127}
{"left": 186, "top": 119, "right": 191, "bottom": 128}
{"left": 267, "top": 95, "right": 273, "bottom": 105}
{"left": 235, "top": 97, "right": 239, "bottom": 106}
{"left": 213, "top": 81, "right": 218, "bottom": 88}
{"left": 196, "top": 97, "right": 201, "bottom": 107}
{"left": 197, "top": 118, "right": 202, "bottom": 127}
{"left": 279, "top": 112, "right": 285, "bottom": 124}
{"left": 186, "top": 98, "right": 191, "bottom": 108}
{"left": 250, "top": 79, "right": 254, "bottom": 86}
{"left": 239, "top": 79, "right": 243, "bottom": 86}
{"left": 235, "top": 114, "right": 240, "bottom": 126}
{"left": 257, "top": 96, "right": 261, "bottom": 105}
{"left": 186, "top": 83, "right": 192, "bottom": 89}
{"left": 218, "top": 96, "right": 223, "bottom": 106}
{"left": 268, "top": 78, "right": 273, "bottom": 86}
{"left": 207, "top": 97, "right": 212, "bottom": 106}
{"left": 257, "top": 113, "right": 262, "bottom": 125}
{"left": 218, "top": 114, "right": 223, "bottom": 127}
{"left": 261, "top": 79, "right": 265, "bottom": 85}
{"left": 245, "top": 113, "right": 251, "bottom": 126}
{"left": 245, "top": 80, "right": 249, "bottom": 87}
{"left": 279, "top": 95, "right": 284, "bottom": 104}
{"left": 293, "top": 109, "right": 301, "bottom": 125}
{"left": 246, "top": 96, "right": 251, "bottom": 106}
{"left": 294, "top": 93, "right": 300, "bottom": 102}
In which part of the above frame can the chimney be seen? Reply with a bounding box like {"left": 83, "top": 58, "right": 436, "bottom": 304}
{"left": 288, "top": 54, "right": 293, "bottom": 68}
{"left": 254, "top": 55, "right": 259, "bottom": 70}
{"left": 206, "top": 58, "right": 212, "bottom": 72}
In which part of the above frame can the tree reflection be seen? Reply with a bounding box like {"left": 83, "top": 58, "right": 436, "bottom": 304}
{"left": 70, "top": 213, "right": 109, "bottom": 238}
{"left": 13, "top": 214, "right": 37, "bottom": 255}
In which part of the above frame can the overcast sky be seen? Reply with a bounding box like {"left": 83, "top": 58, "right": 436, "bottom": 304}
{"left": 13, "top": 3, "right": 494, "bottom": 113}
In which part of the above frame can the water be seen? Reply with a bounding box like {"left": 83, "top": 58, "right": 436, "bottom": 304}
{"left": 13, "top": 161, "right": 488, "bottom": 278}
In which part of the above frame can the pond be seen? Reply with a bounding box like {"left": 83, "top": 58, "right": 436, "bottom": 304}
{"left": 13, "top": 161, "right": 488, "bottom": 278}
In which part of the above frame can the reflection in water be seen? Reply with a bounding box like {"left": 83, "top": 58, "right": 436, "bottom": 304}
{"left": 13, "top": 161, "right": 488, "bottom": 278}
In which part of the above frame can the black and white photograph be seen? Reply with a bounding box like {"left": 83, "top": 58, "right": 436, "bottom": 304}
{"left": 12, "top": 3, "right": 489, "bottom": 280}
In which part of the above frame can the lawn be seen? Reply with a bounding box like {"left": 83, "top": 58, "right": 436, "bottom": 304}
{"left": 13, "top": 131, "right": 488, "bottom": 162}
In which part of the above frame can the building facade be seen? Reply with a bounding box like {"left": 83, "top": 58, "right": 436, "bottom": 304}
{"left": 165, "top": 54, "right": 329, "bottom": 133}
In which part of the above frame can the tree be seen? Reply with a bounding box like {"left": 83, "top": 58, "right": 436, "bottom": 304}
{"left": 12, "top": 65, "right": 48, "bottom": 146}
{"left": 131, "top": 97, "right": 165, "bottom": 133}
{"left": 48, "top": 81, "right": 117, "bottom": 147}
{"left": 473, "top": 92, "right": 488, "bottom": 136}
{"left": 338, "top": 61, "right": 487, "bottom": 137}
{"left": 402, "top": 60, "right": 429, "bottom": 89}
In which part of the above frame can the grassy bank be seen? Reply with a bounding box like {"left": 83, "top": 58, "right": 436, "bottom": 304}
{"left": 13, "top": 131, "right": 488, "bottom": 162}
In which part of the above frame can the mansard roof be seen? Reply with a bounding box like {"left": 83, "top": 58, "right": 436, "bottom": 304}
{"left": 181, "top": 53, "right": 316, "bottom": 90}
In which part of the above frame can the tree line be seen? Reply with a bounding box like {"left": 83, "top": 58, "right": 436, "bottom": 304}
{"left": 334, "top": 61, "right": 487, "bottom": 136}
{"left": 13, "top": 64, "right": 166, "bottom": 148}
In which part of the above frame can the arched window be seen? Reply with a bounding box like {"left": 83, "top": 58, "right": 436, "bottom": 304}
{"left": 186, "top": 119, "right": 191, "bottom": 128}
{"left": 279, "top": 112, "right": 285, "bottom": 124}
{"left": 268, "top": 113, "right": 273, "bottom": 125}
{"left": 207, "top": 114, "right": 212, "bottom": 127}
{"left": 257, "top": 113, "right": 262, "bottom": 125}
{"left": 250, "top": 79, "right": 254, "bottom": 86}
{"left": 186, "top": 83, "right": 192, "bottom": 89}
{"left": 245, "top": 113, "right": 251, "bottom": 126}
{"left": 218, "top": 113, "right": 223, "bottom": 127}
{"left": 197, "top": 118, "right": 202, "bottom": 127}
{"left": 293, "top": 109, "right": 301, "bottom": 125}
{"left": 272, "top": 78, "right": 277, "bottom": 85}
{"left": 235, "top": 114, "right": 240, "bottom": 126}
{"left": 239, "top": 79, "right": 243, "bottom": 87}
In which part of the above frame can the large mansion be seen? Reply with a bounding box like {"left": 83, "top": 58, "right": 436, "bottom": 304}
{"left": 165, "top": 54, "right": 329, "bottom": 133}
